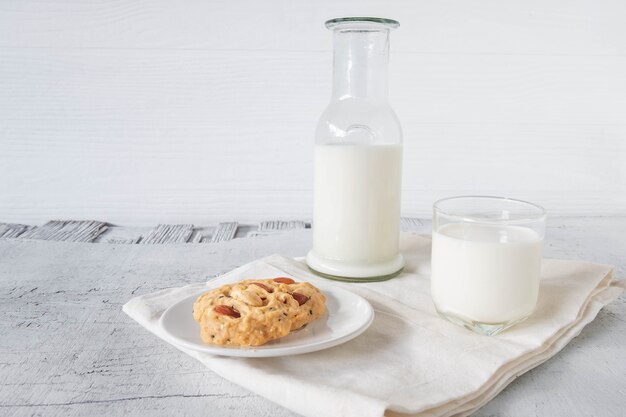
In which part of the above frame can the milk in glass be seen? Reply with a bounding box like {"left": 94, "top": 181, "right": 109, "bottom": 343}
{"left": 431, "top": 223, "right": 542, "bottom": 324}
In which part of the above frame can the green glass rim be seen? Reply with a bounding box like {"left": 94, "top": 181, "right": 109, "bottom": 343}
{"left": 325, "top": 17, "right": 400, "bottom": 30}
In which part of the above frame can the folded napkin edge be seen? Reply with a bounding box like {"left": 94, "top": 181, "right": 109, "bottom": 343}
{"left": 383, "top": 281, "right": 624, "bottom": 417}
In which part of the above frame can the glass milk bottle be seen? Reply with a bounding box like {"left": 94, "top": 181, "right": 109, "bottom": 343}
{"left": 306, "top": 17, "right": 404, "bottom": 282}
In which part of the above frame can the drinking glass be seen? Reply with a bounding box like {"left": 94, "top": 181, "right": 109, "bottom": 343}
{"left": 431, "top": 196, "right": 547, "bottom": 335}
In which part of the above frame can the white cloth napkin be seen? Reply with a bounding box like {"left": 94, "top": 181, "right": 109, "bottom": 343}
{"left": 123, "top": 234, "right": 624, "bottom": 417}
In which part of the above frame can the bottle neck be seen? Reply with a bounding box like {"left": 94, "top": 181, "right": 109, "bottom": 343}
{"left": 331, "top": 29, "right": 390, "bottom": 102}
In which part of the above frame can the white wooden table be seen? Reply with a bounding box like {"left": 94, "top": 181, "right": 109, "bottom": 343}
{"left": 1, "top": 217, "right": 624, "bottom": 416}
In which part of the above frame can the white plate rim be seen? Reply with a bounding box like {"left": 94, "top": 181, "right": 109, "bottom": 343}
{"left": 158, "top": 281, "right": 374, "bottom": 358}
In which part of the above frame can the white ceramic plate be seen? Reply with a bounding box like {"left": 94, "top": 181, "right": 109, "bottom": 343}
{"left": 159, "top": 282, "right": 374, "bottom": 357}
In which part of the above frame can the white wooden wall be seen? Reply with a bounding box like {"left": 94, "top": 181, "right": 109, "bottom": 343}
{"left": 1, "top": 0, "right": 625, "bottom": 226}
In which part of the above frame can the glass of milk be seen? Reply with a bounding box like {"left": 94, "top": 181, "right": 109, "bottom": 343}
{"left": 431, "top": 196, "right": 547, "bottom": 335}
{"left": 306, "top": 18, "right": 405, "bottom": 282}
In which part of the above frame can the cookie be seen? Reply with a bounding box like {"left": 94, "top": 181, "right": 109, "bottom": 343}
{"left": 192, "top": 277, "right": 326, "bottom": 347}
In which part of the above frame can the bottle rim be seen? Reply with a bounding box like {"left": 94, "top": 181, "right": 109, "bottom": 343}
{"left": 325, "top": 17, "right": 400, "bottom": 30}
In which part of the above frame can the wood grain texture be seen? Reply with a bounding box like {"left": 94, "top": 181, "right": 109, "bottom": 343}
{"left": 0, "top": 0, "right": 625, "bottom": 225}
{"left": 141, "top": 224, "right": 193, "bottom": 244}
{"left": 0, "top": 216, "right": 422, "bottom": 243}
{"left": 15, "top": 220, "right": 108, "bottom": 242}
{"left": 0, "top": 217, "right": 624, "bottom": 417}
